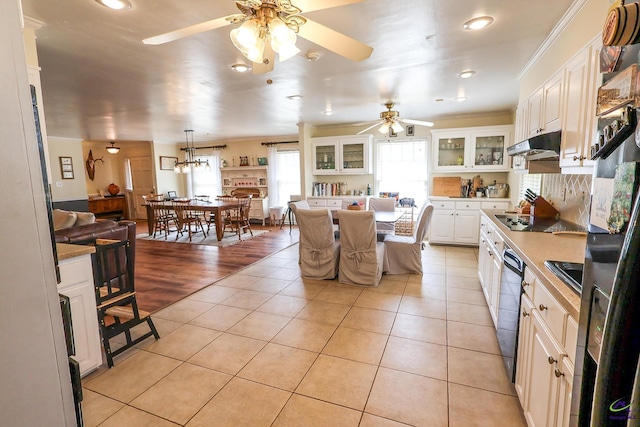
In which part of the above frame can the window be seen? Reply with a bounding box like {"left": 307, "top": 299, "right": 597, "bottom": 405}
{"left": 375, "top": 139, "right": 429, "bottom": 207}
{"left": 275, "top": 150, "right": 300, "bottom": 206}
{"left": 518, "top": 173, "right": 542, "bottom": 201}
{"left": 189, "top": 154, "right": 221, "bottom": 200}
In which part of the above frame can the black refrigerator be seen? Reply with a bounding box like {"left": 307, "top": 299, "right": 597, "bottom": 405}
{"left": 572, "top": 42, "right": 640, "bottom": 426}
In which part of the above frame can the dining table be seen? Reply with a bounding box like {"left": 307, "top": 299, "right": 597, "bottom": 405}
{"left": 144, "top": 199, "right": 236, "bottom": 241}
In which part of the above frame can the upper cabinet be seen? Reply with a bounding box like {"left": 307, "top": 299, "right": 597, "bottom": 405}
{"left": 311, "top": 134, "right": 373, "bottom": 175}
{"left": 515, "top": 35, "right": 602, "bottom": 174}
{"left": 431, "top": 125, "right": 512, "bottom": 173}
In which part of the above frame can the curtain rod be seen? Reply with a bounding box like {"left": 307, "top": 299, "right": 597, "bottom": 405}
{"left": 180, "top": 144, "right": 227, "bottom": 151}
{"left": 261, "top": 140, "right": 298, "bottom": 146}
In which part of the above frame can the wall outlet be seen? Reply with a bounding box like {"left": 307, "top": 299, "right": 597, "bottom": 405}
{"left": 55, "top": 181, "right": 62, "bottom": 187}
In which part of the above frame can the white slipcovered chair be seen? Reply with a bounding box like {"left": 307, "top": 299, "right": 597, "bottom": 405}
{"left": 383, "top": 202, "right": 434, "bottom": 275}
{"left": 338, "top": 210, "right": 385, "bottom": 286}
{"left": 296, "top": 209, "right": 341, "bottom": 279}
{"left": 368, "top": 197, "right": 396, "bottom": 233}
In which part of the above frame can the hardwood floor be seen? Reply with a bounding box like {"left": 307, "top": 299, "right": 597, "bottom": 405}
{"left": 134, "top": 223, "right": 299, "bottom": 313}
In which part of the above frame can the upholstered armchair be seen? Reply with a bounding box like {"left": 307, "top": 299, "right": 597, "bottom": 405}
{"left": 296, "top": 209, "right": 340, "bottom": 279}
{"left": 338, "top": 210, "right": 385, "bottom": 286}
{"left": 383, "top": 203, "right": 434, "bottom": 275}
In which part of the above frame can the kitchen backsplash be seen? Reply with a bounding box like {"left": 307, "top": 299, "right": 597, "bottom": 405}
{"left": 541, "top": 173, "right": 592, "bottom": 227}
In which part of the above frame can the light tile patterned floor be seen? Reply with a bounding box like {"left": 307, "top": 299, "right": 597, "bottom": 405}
{"left": 82, "top": 244, "right": 528, "bottom": 427}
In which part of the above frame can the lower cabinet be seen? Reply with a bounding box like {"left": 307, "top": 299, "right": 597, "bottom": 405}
{"left": 58, "top": 254, "right": 102, "bottom": 377}
{"left": 516, "top": 275, "right": 573, "bottom": 427}
{"left": 430, "top": 199, "right": 510, "bottom": 245}
{"left": 249, "top": 197, "right": 269, "bottom": 225}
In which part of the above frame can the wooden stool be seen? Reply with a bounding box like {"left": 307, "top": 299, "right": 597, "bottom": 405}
{"left": 269, "top": 206, "right": 284, "bottom": 227}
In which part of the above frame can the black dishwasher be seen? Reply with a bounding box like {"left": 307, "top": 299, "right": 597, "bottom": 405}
{"left": 498, "top": 245, "right": 526, "bottom": 382}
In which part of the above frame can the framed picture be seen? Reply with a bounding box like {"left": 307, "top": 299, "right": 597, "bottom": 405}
{"left": 389, "top": 128, "right": 397, "bottom": 137}
{"left": 160, "top": 156, "right": 178, "bottom": 170}
{"left": 406, "top": 125, "right": 415, "bottom": 136}
{"left": 167, "top": 191, "right": 177, "bottom": 198}
{"left": 59, "top": 157, "right": 74, "bottom": 179}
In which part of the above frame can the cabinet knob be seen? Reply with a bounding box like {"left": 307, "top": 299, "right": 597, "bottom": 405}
{"left": 554, "top": 368, "right": 565, "bottom": 378}
{"left": 522, "top": 310, "right": 530, "bottom": 317}
{"left": 451, "top": 213, "right": 454, "bottom": 216}
{"left": 522, "top": 280, "right": 530, "bottom": 287}
{"left": 573, "top": 155, "right": 586, "bottom": 161}
{"left": 539, "top": 304, "right": 548, "bottom": 311}
{"left": 548, "top": 356, "right": 557, "bottom": 365}
{"left": 494, "top": 241, "right": 499, "bottom": 246}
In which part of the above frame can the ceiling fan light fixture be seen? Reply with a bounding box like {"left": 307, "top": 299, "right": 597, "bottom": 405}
{"left": 106, "top": 141, "right": 120, "bottom": 154}
{"left": 378, "top": 122, "right": 390, "bottom": 134}
{"left": 463, "top": 16, "right": 494, "bottom": 30}
{"left": 456, "top": 96, "right": 468, "bottom": 102}
{"left": 391, "top": 121, "right": 404, "bottom": 133}
{"left": 95, "top": 0, "right": 132, "bottom": 10}
{"left": 458, "top": 70, "right": 476, "bottom": 79}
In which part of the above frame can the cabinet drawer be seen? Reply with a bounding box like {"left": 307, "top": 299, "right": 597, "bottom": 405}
{"left": 455, "top": 201, "right": 481, "bottom": 210}
{"left": 327, "top": 199, "right": 343, "bottom": 208}
{"left": 249, "top": 208, "right": 265, "bottom": 217}
{"left": 488, "top": 229, "right": 504, "bottom": 254}
{"left": 482, "top": 201, "right": 510, "bottom": 210}
{"left": 533, "top": 280, "right": 567, "bottom": 344}
{"left": 522, "top": 268, "right": 536, "bottom": 300}
{"left": 307, "top": 199, "right": 327, "bottom": 207}
{"left": 432, "top": 200, "right": 456, "bottom": 209}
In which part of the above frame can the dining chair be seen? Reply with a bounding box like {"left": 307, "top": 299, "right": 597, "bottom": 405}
{"left": 369, "top": 197, "right": 397, "bottom": 233}
{"left": 151, "top": 202, "right": 180, "bottom": 239}
{"left": 223, "top": 195, "right": 253, "bottom": 240}
{"left": 173, "top": 200, "right": 207, "bottom": 242}
{"left": 295, "top": 209, "right": 340, "bottom": 279}
{"left": 338, "top": 210, "right": 385, "bottom": 286}
{"left": 92, "top": 239, "right": 159, "bottom": 368}
{"left": 383, "top": 202, "right": 434, "bottom": 274}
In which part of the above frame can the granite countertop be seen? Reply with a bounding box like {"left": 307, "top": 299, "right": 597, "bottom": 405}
{"left": 482, "top": 209, "right": 585, "bottom": 320}
{"left": 57, "top": 243, "right": 95, "bottom": 261}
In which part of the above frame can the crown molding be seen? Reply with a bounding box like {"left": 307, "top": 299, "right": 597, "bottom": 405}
{"left": 517, "top": 0, "right": 590, "bottom": 81}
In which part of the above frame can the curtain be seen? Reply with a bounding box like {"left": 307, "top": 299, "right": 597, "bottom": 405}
{"left": 267, "top": 146, "right": 279, "bottom": 207}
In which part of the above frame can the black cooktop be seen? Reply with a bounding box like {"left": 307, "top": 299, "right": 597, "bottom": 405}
{"left": 544, "top": 260, "right": 583, "bottom": 295}
{"left": 494, "top": 214, "right": 586, "bottom": 233}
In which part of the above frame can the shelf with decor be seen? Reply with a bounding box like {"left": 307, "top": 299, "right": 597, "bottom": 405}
{"left": 219, "top": 166, "right": 269, "bottom": 224}
{"left": 311, "top": 134, "right": 373, "bottom": 175}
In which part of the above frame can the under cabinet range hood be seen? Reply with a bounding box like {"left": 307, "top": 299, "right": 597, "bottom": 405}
{"left": 507, "top": 130, "right": 562, "bottom": 160}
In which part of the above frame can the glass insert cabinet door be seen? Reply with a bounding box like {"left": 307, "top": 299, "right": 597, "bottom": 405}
{"left": 436, "top": 137, "right": 466, "bottom": 167}
{"left": 474, "top": 135, "right": 505, "bottom": 167}
{"left": 341, "top": 142, "right": 364, "bottom": 170}
{"left": 314, "top": 144, "right": 337, "bottom": 171}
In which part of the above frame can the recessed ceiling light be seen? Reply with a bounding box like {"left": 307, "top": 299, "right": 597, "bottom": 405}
{"left": 463, "top": 16, "right": 494, "bottom": 30}
{"left": 230, "top": 63, "right": 251, "bottom": 73}
{"left": 287, "top": 95, "right": 303, "bottom": 100}
{"left": 456, "top": 96, "right": 468, "bottom": 102}
{"left": 458, "top": 70, "right": 476, "bottom": 79}
{"left": 322, "top": 110, "right": 333, "bottom": 116}
{"left": 435, "top": 98, "right": 444, "bottom": 102}
{"left": 95, "top": 0, "right": 132, "bottom": 10}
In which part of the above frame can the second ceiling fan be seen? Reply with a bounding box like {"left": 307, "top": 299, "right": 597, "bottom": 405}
{"left": 142, "top": 0, "right": 373, "bottom": 74}
{"left": 355, "top": 102, "right": 435, "bottom": 135}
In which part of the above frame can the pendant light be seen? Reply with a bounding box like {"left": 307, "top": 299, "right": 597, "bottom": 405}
{"left": 106, "top": 141, "right": 120, "bottom": 154}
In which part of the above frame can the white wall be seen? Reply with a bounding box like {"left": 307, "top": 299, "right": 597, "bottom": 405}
{"left": 1, "top": 2, "right": 75, "bottom": 424}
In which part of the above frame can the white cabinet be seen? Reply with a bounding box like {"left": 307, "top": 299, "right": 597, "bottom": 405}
{"left": 527, "top": 69, "right": 564, "bottom": 137}
{"left": 478, "top": 215, "right": 503, "bottom": 327}
{"left": 58, "top": 254, "right": 102, "bottom": 377}
{"left": 221, "top": 166, "right": 268, "bottom": 196}
{"left": 249, "top": 197, "right": 269, "bottom": 225}
{"left": 311, "top": 134, "right": 373, "bottom": 175}
{"left": 560, "top": 39, "right": 600, "bottom": 171}
{"left": 431, "top": 125, "right": 512, "bottom": 172}
{"left": 429, "top": 200, "right": 480, "bottom": 245}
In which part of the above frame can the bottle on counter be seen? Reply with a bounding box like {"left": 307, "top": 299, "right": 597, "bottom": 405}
{"left": 367, "top": 184, "right": 371, "bottom": 195}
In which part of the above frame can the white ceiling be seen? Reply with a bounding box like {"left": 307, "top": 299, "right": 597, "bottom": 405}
{"left": 21, "top": 0, "right": 576, "bottom": 144}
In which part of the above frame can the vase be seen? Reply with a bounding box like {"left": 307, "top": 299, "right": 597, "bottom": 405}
{"left": 108, "top": 183, "right": 120, "bottom": 196}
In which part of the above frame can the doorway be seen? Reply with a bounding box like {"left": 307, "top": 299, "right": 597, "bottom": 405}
{"left": 129, "top": 156, "right": 154, "bottom": 219}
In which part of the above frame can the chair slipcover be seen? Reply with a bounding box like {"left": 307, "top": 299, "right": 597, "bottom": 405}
{"left": 296, "top": 209, "right": 340, "bottom": 279}
{"left": 383, "top": 203, "right": 434, "bottom": 274}
{"left": 338, "top": 210, "right": 385, "bottom": 286}
{"left": 368, "top": 197, "right": 396, "bottom": 232}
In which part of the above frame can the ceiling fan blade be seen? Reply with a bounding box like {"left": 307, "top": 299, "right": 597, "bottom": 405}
{"left": 294, "top": 0, "right": 365, "bottom": 14}
{"left": 351, "top": 120, "right": 378, "bottom": 126}
{"left": 297, "top": 18, "right": 373, "bottom": 62}
{"left": 142, "top": 16, "right": 233, "bottom": 45}
{"left": 357, "top": 121, "right": 383, "bottom": 135}
{"left": 253, "top": 44, "right": 275, "bottom": 74}
{"left": 401, "top": 118, "right": 435, "bottom": 127}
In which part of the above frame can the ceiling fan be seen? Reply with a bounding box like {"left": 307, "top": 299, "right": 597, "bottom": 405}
{"left": 355, "top": 102, "right": 435, "bottom": 135}
{"left": 142, "top": 0, "right": 373, "bottom": 74}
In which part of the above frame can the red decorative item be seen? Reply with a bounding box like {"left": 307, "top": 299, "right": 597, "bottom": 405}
{"left": 108, "top": 183, "right": 120, "bottom": 196}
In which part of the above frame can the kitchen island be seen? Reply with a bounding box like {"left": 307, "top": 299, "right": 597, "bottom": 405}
{"left": 480, "top": 209, "right": 585, "bottom": 427}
